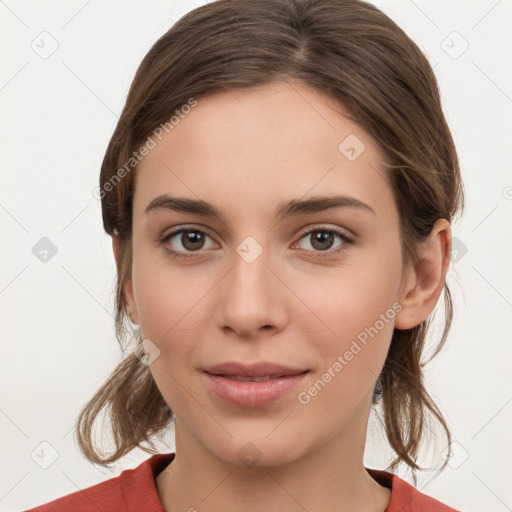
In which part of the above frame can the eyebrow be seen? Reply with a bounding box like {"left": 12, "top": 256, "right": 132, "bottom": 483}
{"left": 144, "top": 193, "right": 376, "bottom": 220}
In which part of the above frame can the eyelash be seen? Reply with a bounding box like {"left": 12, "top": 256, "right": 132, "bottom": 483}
{"left": 159, "top": 225, "right": 354, "bottom": 261}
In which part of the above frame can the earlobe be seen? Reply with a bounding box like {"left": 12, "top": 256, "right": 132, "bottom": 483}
{"left": 394, "top": 219, "right": 452, "bottom": 330}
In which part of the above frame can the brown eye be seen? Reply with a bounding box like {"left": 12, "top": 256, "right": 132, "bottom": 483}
{"left": 309, "top": 231, "right": 336, "bottom": 251}
{"left": 180, "top": 231, "right": 206, "bottom": 251}
{"left": 160, "top": 228, "right": 215, "bottom": 259}
{"left": 295, "top": 227, "right": 354, "bottom": 259}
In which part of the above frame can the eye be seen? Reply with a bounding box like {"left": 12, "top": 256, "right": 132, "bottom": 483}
{"left": 159, "top": 225, "right": 355, "bottom": 261}
{"left": 159, "top": 226, "right": 216, "bottom": 260}
{"left": 294, "top": 226, "right": 354, "bottom": 260}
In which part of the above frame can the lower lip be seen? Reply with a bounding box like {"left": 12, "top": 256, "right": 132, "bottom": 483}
{"left": 204, "top": 372, "right": 309, "bottom": 408}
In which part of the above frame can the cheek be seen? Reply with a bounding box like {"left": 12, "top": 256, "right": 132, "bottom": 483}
{"left": 131, "top": 250, "right": 202, "bottom": 352}
{"left": 300, "top": 240, "right": 402, "bottom": 335}
{"left": 295, "top": 246, "right": 402, "bottom": 399}
{"left": 131, "top": 258, "right": 205, "bottom": 413}
{"left": 294, "top": 296, "right": 396, "bottom": 427}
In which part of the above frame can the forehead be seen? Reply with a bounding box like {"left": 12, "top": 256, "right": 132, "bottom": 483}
{"left": 133, "top": 81, "right": 394, "bottom": 221}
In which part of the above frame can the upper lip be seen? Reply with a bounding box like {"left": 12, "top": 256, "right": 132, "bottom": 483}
{"left": 203, "top": 361, "right": 309, "bottom": 378}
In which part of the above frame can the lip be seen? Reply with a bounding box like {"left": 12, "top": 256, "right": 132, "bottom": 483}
{"left": 204, "top": 372, "right": 309, "bottom": 408}
{"left": 203, "top": 361, "right": 309, "bottom": 378}
{"left": 202, "top": 361, "right": 310, "bottom": 408}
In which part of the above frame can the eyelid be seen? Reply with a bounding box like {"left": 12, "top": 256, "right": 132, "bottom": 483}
{"left": 294, "top": 223, "right": 354, "bottom": 241}
{"left": 160, "top": 223, "right": 215, "bottom": 240}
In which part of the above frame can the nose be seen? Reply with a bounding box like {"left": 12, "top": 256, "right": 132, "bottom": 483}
{"left": 214, "top": 243, "right": 287, "bottom": 338}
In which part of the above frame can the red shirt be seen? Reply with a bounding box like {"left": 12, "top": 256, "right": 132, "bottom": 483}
{"left": 25, "top": 452, "right": 459, "bottom": 511}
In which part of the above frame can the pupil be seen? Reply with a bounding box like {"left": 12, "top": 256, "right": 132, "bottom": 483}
{"left": 313, "top": 231, "right": 333, "bottom": 251}
{"left": 183, "top": 231, "right": 203, "bottom": 250}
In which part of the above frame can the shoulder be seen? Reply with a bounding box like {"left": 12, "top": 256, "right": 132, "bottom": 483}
{"left": 23, "top": 472, "right": 125, "bottom": 512}
{"left": 367, "top": 468, "right": 460, "bottom": 511}
{"left": 24, "top": 453, "right": 174, "bottom": 512}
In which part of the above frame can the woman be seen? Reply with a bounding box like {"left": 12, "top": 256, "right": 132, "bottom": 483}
{"left": 26, "top": 0, "right": 464, "bottom": 510}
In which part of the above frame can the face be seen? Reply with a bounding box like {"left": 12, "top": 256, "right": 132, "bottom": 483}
{"left": 123, "top": 81, "right": 414, "bottom": 467}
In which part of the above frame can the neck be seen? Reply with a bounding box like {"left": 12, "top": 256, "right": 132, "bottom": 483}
{"left": 156, "top": 410, "right": 391, "bottom": 512}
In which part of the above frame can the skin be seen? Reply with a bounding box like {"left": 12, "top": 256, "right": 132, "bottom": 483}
{"left": 112, "top": 81, "right": 451, "bottom": 512}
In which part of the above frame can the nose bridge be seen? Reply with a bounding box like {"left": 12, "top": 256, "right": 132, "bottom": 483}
{"left": 216, "top": 234, "right": 284, "bottom": 335}
{"left": 231, "top": 234, "right": 272, "bottom": 298}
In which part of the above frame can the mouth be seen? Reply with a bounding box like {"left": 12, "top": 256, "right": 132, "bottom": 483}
{"left": 203, "top": 370, "right": 310, "bottom": 408}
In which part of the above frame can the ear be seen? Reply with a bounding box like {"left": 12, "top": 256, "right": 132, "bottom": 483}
{"left": 394, "top": 219, "right": 452, "bottom": 330}
{"left": 112, "top": 235, "right": 140, "bottom": 325}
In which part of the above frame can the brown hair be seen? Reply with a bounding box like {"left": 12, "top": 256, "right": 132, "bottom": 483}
{"left": 76, "top": 0, "right": 464, "bottom": 483}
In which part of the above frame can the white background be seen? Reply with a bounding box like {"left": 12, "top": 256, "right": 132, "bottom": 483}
{"left": 1, "top": 1, "right": 511, "bottom": 511}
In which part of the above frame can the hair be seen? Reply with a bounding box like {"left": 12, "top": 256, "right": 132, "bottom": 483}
{"left": 75, "top": 0, "right": 464, "bottom": 484}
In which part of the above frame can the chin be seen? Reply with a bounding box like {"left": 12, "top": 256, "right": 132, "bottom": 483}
{"left": 210, "top": 436, "right": 307, "bottom": 469}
